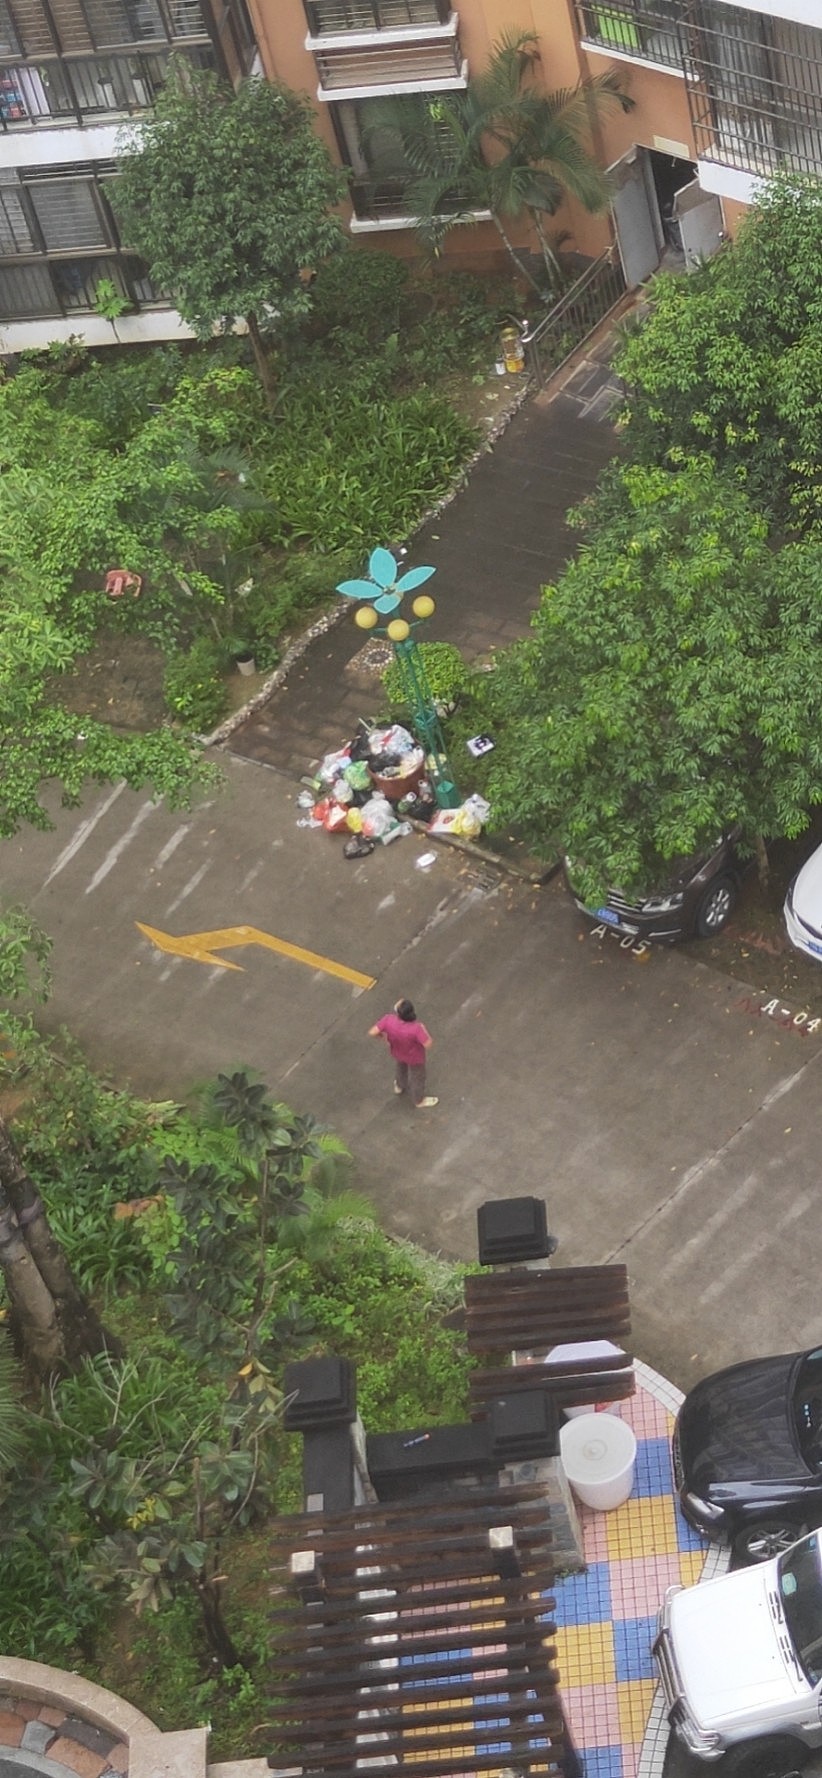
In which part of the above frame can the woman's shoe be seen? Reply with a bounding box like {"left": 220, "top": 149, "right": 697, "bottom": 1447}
{"left": 415, "top": 1096, "right": 439, "bottom": 1109}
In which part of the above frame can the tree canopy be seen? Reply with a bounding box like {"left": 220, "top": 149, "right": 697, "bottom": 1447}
{"left": 113, "top": 69, "right": 347, "bottom": 401}
{"left": 614, "top": 172, "right": 822, "bottom": 531}
{"left": 483, "top": 456, "right": 822, "bottom": 899}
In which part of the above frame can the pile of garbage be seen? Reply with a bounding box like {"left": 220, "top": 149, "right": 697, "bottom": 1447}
{"left": 296, "top": 722, "right": 490, "bottom": 860}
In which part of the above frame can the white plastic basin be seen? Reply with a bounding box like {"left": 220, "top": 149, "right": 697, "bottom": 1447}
{"left": 559, "top": 1412, "right": 637, "bottom": 1511}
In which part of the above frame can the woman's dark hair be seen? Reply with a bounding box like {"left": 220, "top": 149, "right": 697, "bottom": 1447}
{"left": 396, "top": 999, "right": 415, "bottom": 1022}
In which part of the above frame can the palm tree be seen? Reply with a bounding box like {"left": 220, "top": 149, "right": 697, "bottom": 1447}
{"left": 369, "top": 30, "right": 632, "bottom": 295}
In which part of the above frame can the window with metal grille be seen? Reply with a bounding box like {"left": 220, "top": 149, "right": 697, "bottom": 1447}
{"left": 0, "top": 260, "right": 56, "bottom": 314}
{"left": 0, "top": 0, "right": 22, "bottom": 55}
{"left": 687, "top": 1, "right": 822, "bottom": 179}
{"left": 0, "top": 185, "right": 35, "bottom": 252}
{"left": 27, "top": 177, "right": 110, "bottom": 249}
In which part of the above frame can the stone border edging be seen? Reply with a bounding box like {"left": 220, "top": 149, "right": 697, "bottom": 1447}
{"left": 410, "top": 819, "right": 561, "bottom": 885}
{"left": 0, "top": 1662, "right": 156, "bottom": 1741}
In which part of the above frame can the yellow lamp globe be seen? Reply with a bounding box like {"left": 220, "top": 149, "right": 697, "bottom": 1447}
{"left": 412, "top": 594, "right": 435, "bottom": 619}
{"left": 387, "top": 618, "right": 410, "bottom": 642}
{"left": 354, "top": 605, "right": 379, "bottom": 630}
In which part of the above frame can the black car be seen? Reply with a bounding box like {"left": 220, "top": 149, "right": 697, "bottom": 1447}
{"left": 567, "top": 828, "right": 746, "bottom": 944}
{"left": 675, "top": 1346, "right": 822, "bottom": 1563}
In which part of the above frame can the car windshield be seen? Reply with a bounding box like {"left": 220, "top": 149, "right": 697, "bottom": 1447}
{"left": 792, "top": 1350, "right": 822, "bottom": 1469}
{"left": 779, "top": 1531, "right": 822, "bottom": 1684}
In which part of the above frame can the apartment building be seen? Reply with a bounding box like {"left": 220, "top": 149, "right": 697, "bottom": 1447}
{"left": 0, "top": 0, "right": 259, "bottom": 348}
{"left": 255, "top": 0, "right": 822, "bottom": 286}
{"left": 0, "top": 0, "right": 819, "bottom": 347}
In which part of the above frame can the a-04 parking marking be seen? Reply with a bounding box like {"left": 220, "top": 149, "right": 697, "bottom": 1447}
{"left": 733, "top": 993, "right": 822, "bottom": 1036}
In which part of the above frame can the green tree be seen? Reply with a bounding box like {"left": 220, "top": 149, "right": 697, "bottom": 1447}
{"left": 483, "top": 455, "right": 822, "bottom": 899}
{"left": 373, "top": 30, "right": 630, "bottom": 293}
{"left": 144, "top": 1070, "right": 372, "bottom": 1375}
{"left": 0, "top": 953, "right": 119, "bottom": 1383}
{"left": 0, "top": 904, "right": 51, "bottom": 1004}
{"left": 113, "top": 69, "right": 347, "bottom": 405}
{"left": 615, "top": 172, "right": 822, "bottom": 530}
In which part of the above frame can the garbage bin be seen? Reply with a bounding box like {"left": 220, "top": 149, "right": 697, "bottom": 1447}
{"left": 368, "top": 747, "right": 425, "bottom": 803}
{"left": 559, "top": 1412, "right": 637, "bottom": 1511}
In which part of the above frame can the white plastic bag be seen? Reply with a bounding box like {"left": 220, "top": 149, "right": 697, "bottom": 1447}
{"left": 318, "top": 747, "right": 351, "bottom": 785}
{"left": 360, "top": 793, "right": 395, "bottom": 839}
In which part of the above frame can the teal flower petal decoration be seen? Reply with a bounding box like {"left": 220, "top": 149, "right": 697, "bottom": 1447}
{"left": 373, "top": 592, "right": 402, "bottom": 613}
{"left": 395, "top": 565, "right": 436, "bottom": 594}
{"left": 369, "top": 548, "right": 398, "bottom": 590}
{"left": 336, "top": 578, "right": 377, "bottom": 599}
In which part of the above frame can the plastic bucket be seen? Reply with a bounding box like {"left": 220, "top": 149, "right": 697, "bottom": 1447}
{"left": 369, "top": 752, "right": 425, "bottom": 804}
{"left": 559, "top": 1412, "right": 637, "bottom": 1511}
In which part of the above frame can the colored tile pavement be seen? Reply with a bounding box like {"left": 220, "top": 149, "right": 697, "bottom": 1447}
{"left": 554, "top": 1359, "right": 730, "bottom": 1778}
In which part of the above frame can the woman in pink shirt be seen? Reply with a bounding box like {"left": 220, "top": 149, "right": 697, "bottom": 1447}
{"left": 369, "top": 999, "right": 438, "bottom": 1109}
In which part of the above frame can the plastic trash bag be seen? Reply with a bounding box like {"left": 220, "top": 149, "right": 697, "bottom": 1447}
{"left": 344, "top": 760, "right": 372, "bottom": 792}
{"left": 360, "top": 793, "right": 395, "bottom": 839}
{"left": 318, "top": 747, "right": 351, "bottom": 785}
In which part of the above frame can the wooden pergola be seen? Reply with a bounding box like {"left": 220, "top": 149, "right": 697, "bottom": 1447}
{"left": 268, "top": 1482, "right": 575, "bottom": 1778}
{"left": 465, "top": 1263, "right": 634, "bottom": 1413}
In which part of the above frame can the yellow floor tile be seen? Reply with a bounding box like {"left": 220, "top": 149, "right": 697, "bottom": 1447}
{"left": 678, "top": 1549, "right": 708, "bottom": 1587}
{"left": 605, "top": 1495, "right": 680, "bottom": 1560}
{"left": 617, "top": 1678, "right": 657, "bottom": 1744}
{"left": 554, "top": 1620, "right": 616, "bottom": 1687}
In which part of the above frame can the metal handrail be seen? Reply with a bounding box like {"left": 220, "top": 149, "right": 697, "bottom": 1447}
{"left": 523, "top": 248, "right": 627, "bottom": 389}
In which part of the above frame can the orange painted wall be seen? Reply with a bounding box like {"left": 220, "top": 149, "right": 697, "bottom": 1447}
{"left": 253, "top": 0, "right": 733, "bottom": 267}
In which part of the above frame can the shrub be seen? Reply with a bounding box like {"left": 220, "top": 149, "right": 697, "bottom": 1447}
{"left": 382, "top": 640, "right": 473, "bottom": 715}
{"left": 164, "top": 638, "right": 227, "bottom": 730}
{"left": 309, "top": 249, "right": 409, "bottom": 355}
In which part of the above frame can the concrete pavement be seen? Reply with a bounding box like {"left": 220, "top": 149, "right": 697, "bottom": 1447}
{"left": 4, "top": 757, "right": 822, "bottom": 1393}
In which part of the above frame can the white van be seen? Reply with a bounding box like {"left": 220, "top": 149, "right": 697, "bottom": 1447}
{"left": 655, "top": 1529, "right": 822, "bottom": 1774}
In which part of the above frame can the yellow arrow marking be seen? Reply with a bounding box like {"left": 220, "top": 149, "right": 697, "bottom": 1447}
{"left": 136, "top": 923, "right": 375, "bottom": 990}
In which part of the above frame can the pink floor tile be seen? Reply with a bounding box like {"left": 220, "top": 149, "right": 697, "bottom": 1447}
{"left": 621, "top": 1395, "right": 672, "bottom": 1439}
{"left": 609, "top": 1553, "right": 688, "bottom": 1619}
{"left": 579, "top": 1508, "right": 612, "bottom": 1562}
{"left": 561, "top": 1683, "right": 622, "bottom": 1749}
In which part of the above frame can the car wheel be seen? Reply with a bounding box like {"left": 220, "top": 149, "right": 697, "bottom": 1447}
{"left": 733, "top": 1519, "right": 804, "bottom": 1563}
{"left": 695, "top": 874, "right": 737, "bottom": 939}
{"left": 720, "top": 1736, "right": 808, "bottom": 1778}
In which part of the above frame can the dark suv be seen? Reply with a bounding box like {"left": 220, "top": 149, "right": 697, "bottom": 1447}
{"left": 566, "top": 829, "right": 745, "bottom": 945}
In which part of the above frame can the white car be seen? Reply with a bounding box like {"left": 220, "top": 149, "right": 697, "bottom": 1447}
{"left": 655, "top": 1528, "right": 822, "bottom": 1773}
{"left": 785, "top": 842, "right": 822, "bottom": 961}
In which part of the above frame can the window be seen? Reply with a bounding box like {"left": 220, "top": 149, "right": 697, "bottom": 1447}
{"left": 688, "top": 3, "right": 822, "bottom": 178}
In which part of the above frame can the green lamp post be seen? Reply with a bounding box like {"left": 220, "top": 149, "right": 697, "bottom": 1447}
{"left": 336, "top": 548, "right": 461, "bottom": 810}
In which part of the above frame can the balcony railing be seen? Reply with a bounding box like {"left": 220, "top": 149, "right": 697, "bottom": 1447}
{"left": 574, "top": 0, "right": 684, "bottom": 73}
{"left": 523, "top": 249, "right": 627, "bottom": 390}
{"left": 0, "top": 45, "right": 212, "bottom": 125}
{"left": 315, "top": 31, "right": 463, "bottom": 91}
{"left": 0, "top": 250, "right": 157, "bottom": 317}
{"left": 305, "top": 0, "right": 450, "bottom": 35}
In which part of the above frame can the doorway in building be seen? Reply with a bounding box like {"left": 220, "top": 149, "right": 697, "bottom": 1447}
{"left": 609, "top": 146, "right": 723, "bottom": 285}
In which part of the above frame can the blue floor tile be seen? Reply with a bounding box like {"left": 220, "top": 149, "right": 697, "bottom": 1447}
{"left": 581, "top": 1742, "right": 624, "bottom": 1778}
{"left": 613, "top": 1616, "right": 657, "bottom": 1683}
{"left": 554, "top": 1561, "right": 612, "bottom": 1626}
{"left": 632, "top": 1436, "right": 674, "bottom": 1496}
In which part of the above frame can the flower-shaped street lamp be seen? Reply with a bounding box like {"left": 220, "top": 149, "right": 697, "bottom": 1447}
{"left": 336, "top": 548, "right": 460, "bottom": 810}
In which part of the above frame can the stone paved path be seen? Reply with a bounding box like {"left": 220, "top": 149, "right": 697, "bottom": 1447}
{"left": 227, "top": 334, "right": 624, "bottom": 781}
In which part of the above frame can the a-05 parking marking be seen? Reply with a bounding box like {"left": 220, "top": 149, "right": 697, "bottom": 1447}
{"left": 588, "top": 922, "right": 651, "bottom": 959}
